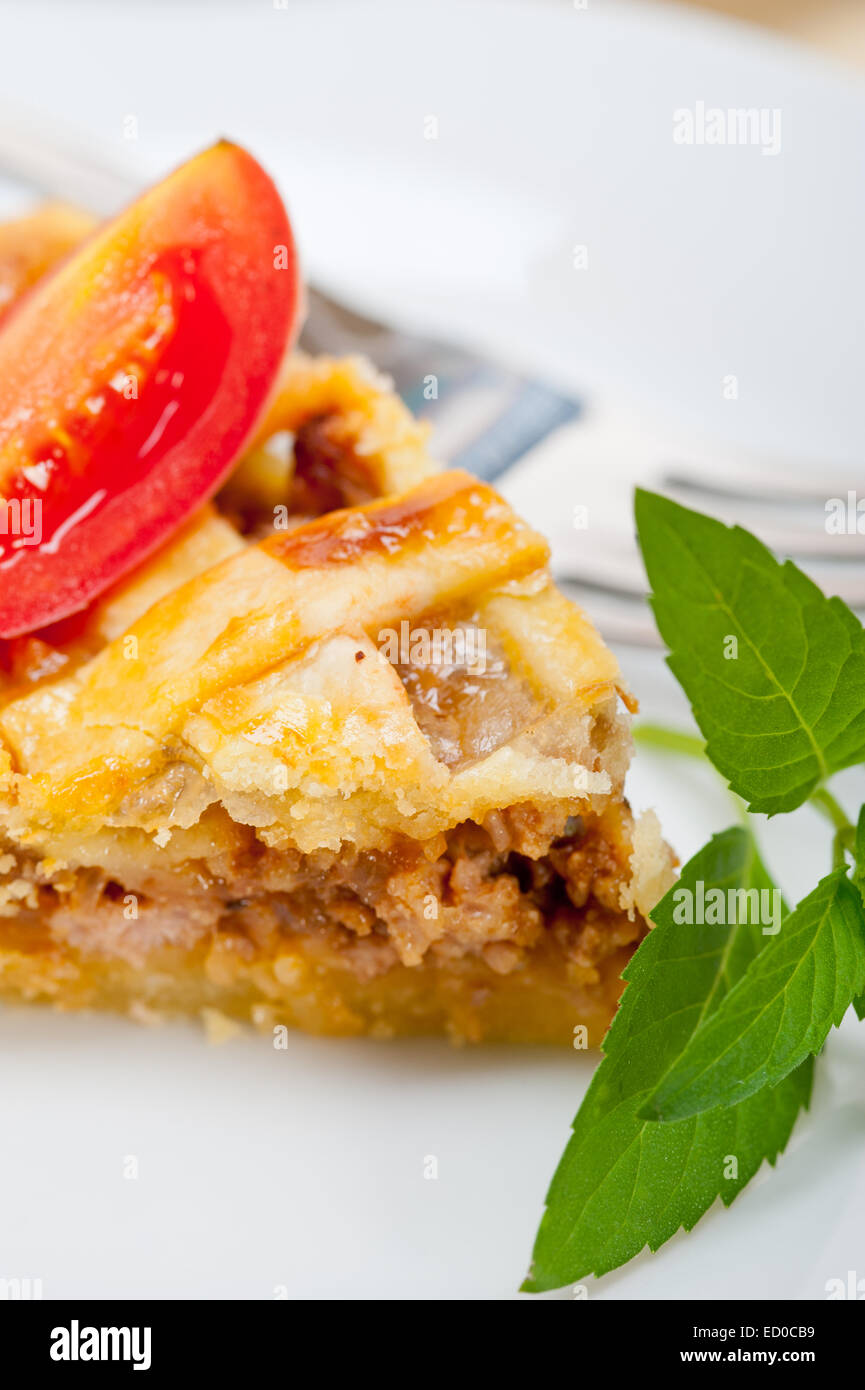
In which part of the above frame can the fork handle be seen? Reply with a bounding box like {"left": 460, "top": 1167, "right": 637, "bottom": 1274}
{"left": 0, "top": 101, "right": 139, "bottom": 214}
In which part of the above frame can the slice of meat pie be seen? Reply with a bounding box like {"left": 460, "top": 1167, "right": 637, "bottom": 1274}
{"left": 0, "top": 165, "right": 673, "bottom": 1046}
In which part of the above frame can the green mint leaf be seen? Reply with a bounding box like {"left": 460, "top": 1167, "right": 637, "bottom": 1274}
{"left": 634, "top": 489, "right": 865, "bottom": 815}
{"left": 853, "top": 804, "right": 865, "bottom": 902}
{"left": 522, "top": 828, "right": 813, "bottom": 1292}
{"left": 643, "top": 871, "right": 865, "bottom": 1123}
{"left": 853, "top": 806, "right": 865, "bottom": 1021}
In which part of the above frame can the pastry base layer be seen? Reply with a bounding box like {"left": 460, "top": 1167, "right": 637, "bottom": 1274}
{"left": 0, "top": 925, "right": 633, "bottom": 1046}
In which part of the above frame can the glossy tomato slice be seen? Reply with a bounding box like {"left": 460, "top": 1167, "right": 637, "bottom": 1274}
{"left": 0, "top": 142, "right": 298, "bottom": 637}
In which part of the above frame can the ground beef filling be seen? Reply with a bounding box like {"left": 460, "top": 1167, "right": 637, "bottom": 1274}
{"left": 11, "top": 803, "right": 645, "bottom": 981}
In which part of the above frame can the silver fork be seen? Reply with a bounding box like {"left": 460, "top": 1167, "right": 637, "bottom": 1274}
{"left": 499, "top": 407, "right": 865, "bottom": 644}
{"left": 0, "top": 104, "right": 861, "bottom": 646}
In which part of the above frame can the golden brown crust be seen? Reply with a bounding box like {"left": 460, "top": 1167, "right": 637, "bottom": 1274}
{"left": 253, "top": 351, "right": 437, "bottom": 501}
{"left": 263, "top": 469, "right": 540, "bottom": 572}
{"left": 0, "top": 469, "right": 623, "bottom": 853}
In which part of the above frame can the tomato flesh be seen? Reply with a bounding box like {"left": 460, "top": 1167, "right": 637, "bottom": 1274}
{"left": 2, "top": 250, "right": 231, "bottom": 565}
{"left": 0, "top": 143, "right": 298, "bottom": 637}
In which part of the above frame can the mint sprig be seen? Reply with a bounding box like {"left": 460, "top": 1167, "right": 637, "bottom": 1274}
{"left": 853, "top": 807, "right": 865, "bottom": 1022}
{"left": 523, "top": 829, "right": 813, "bottom": 1292}
{"left": 523, "top": 489, "right": 865, "bottom": 1293}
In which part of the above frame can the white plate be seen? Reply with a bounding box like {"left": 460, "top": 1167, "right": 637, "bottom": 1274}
{"left": 1, "top": 0, "right": 863, "bottom": 1300}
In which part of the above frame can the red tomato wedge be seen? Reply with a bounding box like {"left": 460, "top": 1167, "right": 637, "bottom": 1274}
{"left": 0, "top": 142, "right": 298, "bottom": 637}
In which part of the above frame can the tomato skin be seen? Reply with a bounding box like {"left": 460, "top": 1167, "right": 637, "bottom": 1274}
{"left": 0, "top": 142, "right": 298, "bottom": 638}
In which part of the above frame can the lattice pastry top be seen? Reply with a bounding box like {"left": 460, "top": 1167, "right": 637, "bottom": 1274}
{"left": 0, "top": 354, "right": 628, "bottom": 857}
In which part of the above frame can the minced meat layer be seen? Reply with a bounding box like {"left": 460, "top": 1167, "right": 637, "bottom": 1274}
{"left": 2, "top": 802, "right": 645, "bottom": 981}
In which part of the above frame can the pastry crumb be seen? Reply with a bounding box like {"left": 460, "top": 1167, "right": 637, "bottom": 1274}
{"left": 201, "top": 1007, "right": 243, "bottom": 1045}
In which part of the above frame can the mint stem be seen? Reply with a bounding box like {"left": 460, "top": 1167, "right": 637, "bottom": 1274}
{"left": 811, "top": 787, "right": 853, "bottom": 834}
{"left": 633, "top": 722, "right": 747, "bottom": 824}
{"left": 633, "top": 723, "right": 706, "bottom": 759}
{"left": 634, "top": 725, "right": 860, "bottom": 873}
{"left": 810, "top": 788, "right": 855, "bottom": 871}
